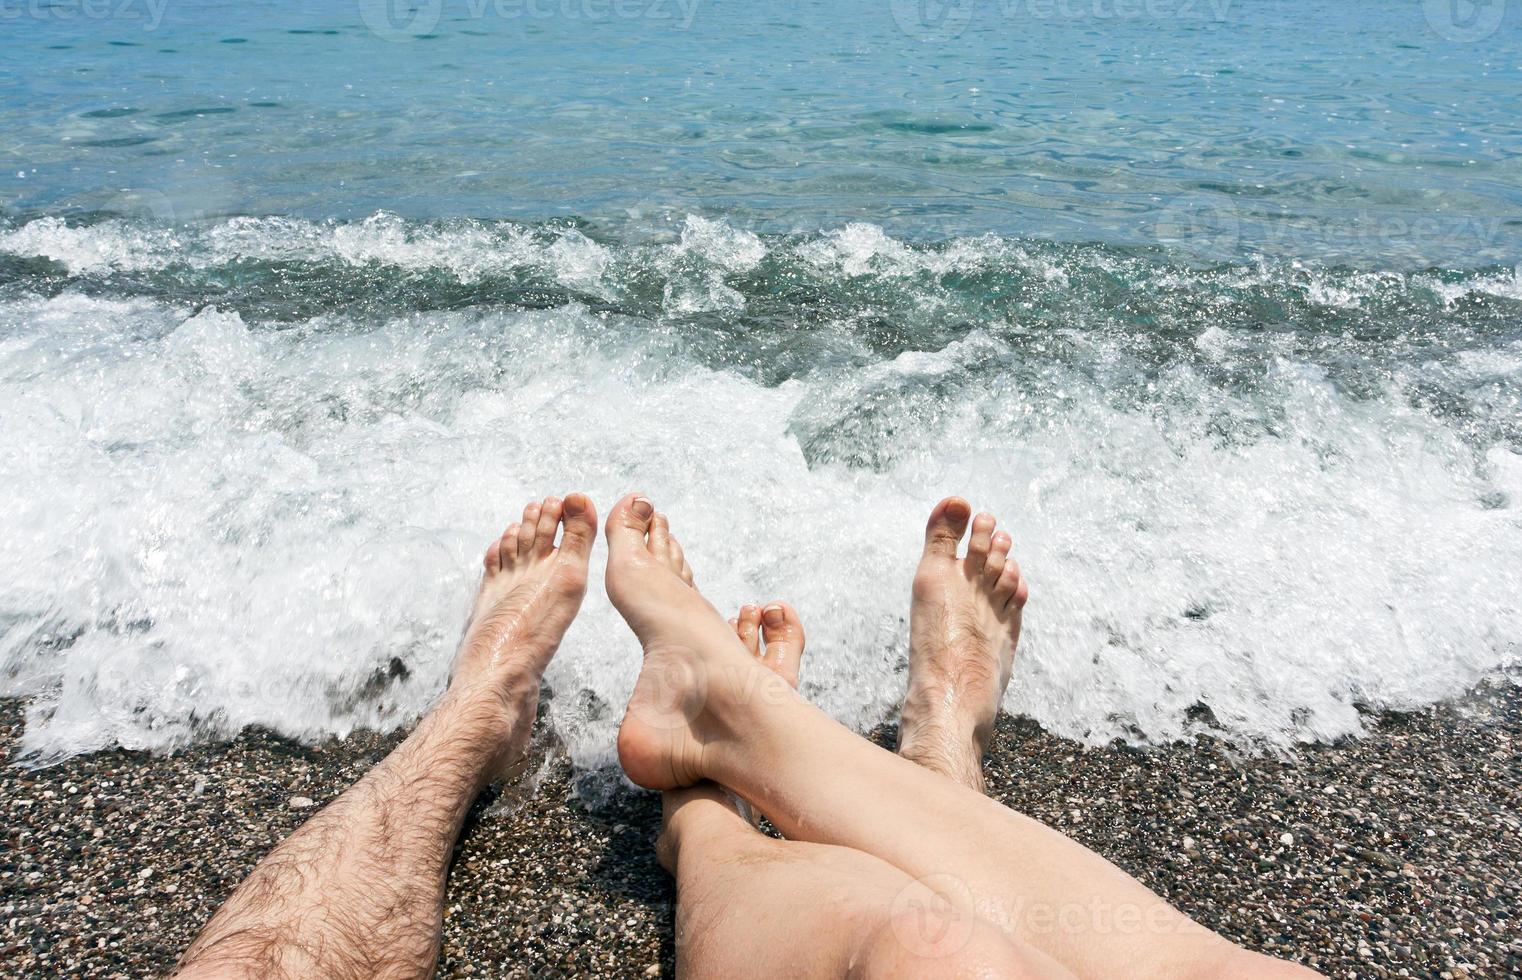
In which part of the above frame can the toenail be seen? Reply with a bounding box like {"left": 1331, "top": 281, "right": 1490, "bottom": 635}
{"left": 762, "top": 605, "right": 786, "bottom": 627}
{"left": 631, "top": 496, "right": 654, "bottom": 519}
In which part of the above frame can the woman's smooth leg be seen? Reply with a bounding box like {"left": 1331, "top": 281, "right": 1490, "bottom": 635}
{"left": 605, "top": 493, "right": 1320, "bottom": 980}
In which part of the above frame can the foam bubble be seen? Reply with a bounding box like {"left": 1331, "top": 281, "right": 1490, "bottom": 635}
{"left": 1, "top": 217, "right": 1519, "bottom": 773}
{"left": 0, "top": 217, "right": 183, "bottom": 275}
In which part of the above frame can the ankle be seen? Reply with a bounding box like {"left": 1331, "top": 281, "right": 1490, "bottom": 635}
{"left": 901, "top": 670, "right": 997, "bottom": 739}
{"left": 663, "top": 785, "right": 738, "bottom": 833}
{"left": 658, "top": 786, "right": 764, "bottom": 871}
{"left": 446, "top": 664, "right": 541, "bottom": 718}
{"left": 707, "top": 651, "right": 794, "bottom": 721}
{"left": 429, "top": 683, "right": 537, "bottom": 786}
{"left": 898, "top": 703, "right": 987, "bottom": 765}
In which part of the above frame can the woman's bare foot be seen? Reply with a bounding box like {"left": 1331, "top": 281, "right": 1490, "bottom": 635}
{"left": 899, "top": 496, "right": 1028, "bottom": 793}
{"left": 730, "top": 602, "right": 806, "bottom": 690}
{"left": 605, "top": 493, "right": 791, "bottom": 791}
{"left": 656, "top": 600, "right": 807, "bottom": 867}
{"left": 726, "top": 601, "right": 806, "bottom": 827}
{"left": 447, "top": 493, "right": 598, "bottom": 771}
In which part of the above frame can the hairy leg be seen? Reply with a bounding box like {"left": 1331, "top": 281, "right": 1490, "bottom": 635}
{"left": 174, "top": 494, "right": 598, "bottom": 980}
{"left": 173, "top": 695, "right": 514, "bottom": 980}
{"left": 605, "top": 494, "right": 1319, "bottom": 980}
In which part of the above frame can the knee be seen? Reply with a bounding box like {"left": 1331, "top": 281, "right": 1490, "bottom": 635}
{"left": 850, "top": 908, "right": 1055, "bottom": 980}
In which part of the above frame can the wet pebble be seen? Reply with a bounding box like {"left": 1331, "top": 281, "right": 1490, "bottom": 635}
{"left": 3, "top": 685, "right": 1520, "bottom": 977}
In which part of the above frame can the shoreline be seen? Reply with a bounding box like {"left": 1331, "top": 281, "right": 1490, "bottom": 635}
{"left": 3, "top": 687, "right": 1518, "bottom": 978}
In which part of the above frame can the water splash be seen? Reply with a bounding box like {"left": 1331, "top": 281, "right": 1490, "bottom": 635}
{"left": 1, "top": 214, "right": 1519, "bottom": 769}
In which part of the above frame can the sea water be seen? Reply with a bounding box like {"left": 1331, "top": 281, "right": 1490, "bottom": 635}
{"left": 1, "top": 0, "right": 1519, "bottom": 770}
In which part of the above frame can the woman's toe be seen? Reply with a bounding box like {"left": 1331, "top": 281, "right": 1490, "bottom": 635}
{"left": 759, "top": 602, "right": 805, "bottom": 689}
{"left": 736, "top": 604, "right": 762, "bottom": 657}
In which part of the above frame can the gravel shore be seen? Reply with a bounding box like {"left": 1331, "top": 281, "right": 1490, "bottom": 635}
{"left": 3, "top": 686, "right": 1518, "bottom": 978}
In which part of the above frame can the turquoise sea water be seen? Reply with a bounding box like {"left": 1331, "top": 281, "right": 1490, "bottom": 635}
{"left": 3, "top": 0, "right": 1521, "bottom": 262}
{"left": 2, "top": 1, "right": 1520, "bottom": 768}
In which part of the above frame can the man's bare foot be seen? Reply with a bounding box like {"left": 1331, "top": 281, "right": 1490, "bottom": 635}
{"left": 899, "top": 496, "right": 1028, "bottom": 793}
{"left": 605, "top": 493, "right": 790, "bottom": 791}
{"left": 447, "top": 493, "right": 598, "bottom": 772}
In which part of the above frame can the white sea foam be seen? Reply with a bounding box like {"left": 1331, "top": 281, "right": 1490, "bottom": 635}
{"left": 1, "top": 219, "right": 1520, "bottom": 774}
{"left": 794, "top": 221, "right": 1003, "bottom": 279}
{"left": 0, "top": 217, "right": 184, "bottom": 275}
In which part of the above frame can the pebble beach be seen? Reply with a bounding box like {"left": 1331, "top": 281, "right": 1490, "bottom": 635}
{"left": 3, "top": 685, "right": 1518, "bottom": 978}
{"left": 5, "top": 5, "right": 1521, "bottom": 979}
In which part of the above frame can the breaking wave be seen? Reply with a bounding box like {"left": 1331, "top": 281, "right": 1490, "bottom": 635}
{"left": 2, "top": 211, "right": 1519, "bottom": 769}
